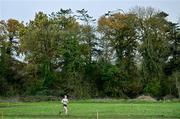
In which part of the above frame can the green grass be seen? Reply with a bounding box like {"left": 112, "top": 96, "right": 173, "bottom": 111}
{"left": 0, "top": 101, "right": 180, "bottom": 119}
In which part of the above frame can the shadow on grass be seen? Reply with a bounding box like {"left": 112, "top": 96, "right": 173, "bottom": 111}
{"left": 0, "top": 105, "right": 25, "bottom": 108}
{"left": 4, "top": 114, "right": 92, "bottom": 119}
{"left": 3, "top": 114, "right": 180, "bottom": 119}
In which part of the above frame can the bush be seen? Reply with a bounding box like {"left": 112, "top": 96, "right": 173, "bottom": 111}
{"left": 35, "top": 89, "right": 64, "bottom": 96}
{"left": 19, "top": 96, "right": 59, "bottom": 102}
{"left": 163, "top": 95, "right": 176, "bottom": 100}
{"left": 144, "top": 80, "right": 161, "bottom": 97}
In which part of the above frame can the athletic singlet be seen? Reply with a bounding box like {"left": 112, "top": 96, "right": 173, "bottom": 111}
{"left": 62, "top": 98, "right": 68, "bottom": 106}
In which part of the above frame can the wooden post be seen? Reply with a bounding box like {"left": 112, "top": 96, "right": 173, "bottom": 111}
{"left": 96, "top": 111, "right": 98, "bottom": 119}
{"left": 2, "top": 112, "right": 3, "bottom": 119}
{"left": 51, "top": 99, "right": 55, "bottom": 115}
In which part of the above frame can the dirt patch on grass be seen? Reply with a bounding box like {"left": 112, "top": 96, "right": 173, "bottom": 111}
{"left": 136, "top": 95, "right": 156, "bottom": 101}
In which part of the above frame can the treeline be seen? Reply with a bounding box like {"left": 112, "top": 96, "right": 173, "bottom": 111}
{"left": 0, "top": 6, "right": 180, "bottom": 99}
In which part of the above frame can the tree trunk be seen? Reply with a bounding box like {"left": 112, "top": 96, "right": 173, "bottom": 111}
{"left": 178, "top": 88, "right": 180, "bottom": 99}
{"left": 175, "top": 77, "right": 180, "bottom": 98}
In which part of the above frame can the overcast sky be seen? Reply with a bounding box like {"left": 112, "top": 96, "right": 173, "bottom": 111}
{"left": 0, "top": 0, "right": 180, "bottom": 23}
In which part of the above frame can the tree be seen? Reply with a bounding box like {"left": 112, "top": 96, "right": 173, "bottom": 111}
{"left": 0, "top": 20, "right": 9, "bottom": 96}
{"left": 76, "top": 9, "right": 97, "bottom": 63}
{"left": 20, "top": 10, "right": 90, "bottom": 97}
{"left": 167, "top": 22, "right": 180, "bottom": 73}
{"left": 0, "top": 19, "right": 24, "bottom": 96}
{"left": 170, "top": 72, "right": 180, "bottom": 98}
{"left": 132, "top": 7, "right": 171, "bottom": 96}
{"left": 20, "top": 12, "right": 55, "bottom": 90}
{"left": 98, "top": 11, "right": 142, "bottom": 97}
{"left": 164, "top": 20, "right": 180, "bottom": 97}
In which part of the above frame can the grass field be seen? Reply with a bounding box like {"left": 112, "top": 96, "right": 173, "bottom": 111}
{"left": 0, "top": 100, "right": 180, "bottom": 119}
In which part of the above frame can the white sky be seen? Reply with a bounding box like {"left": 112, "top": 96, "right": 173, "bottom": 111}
{"left": 0, "top": 0, "right": 180, "bottom": 23}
